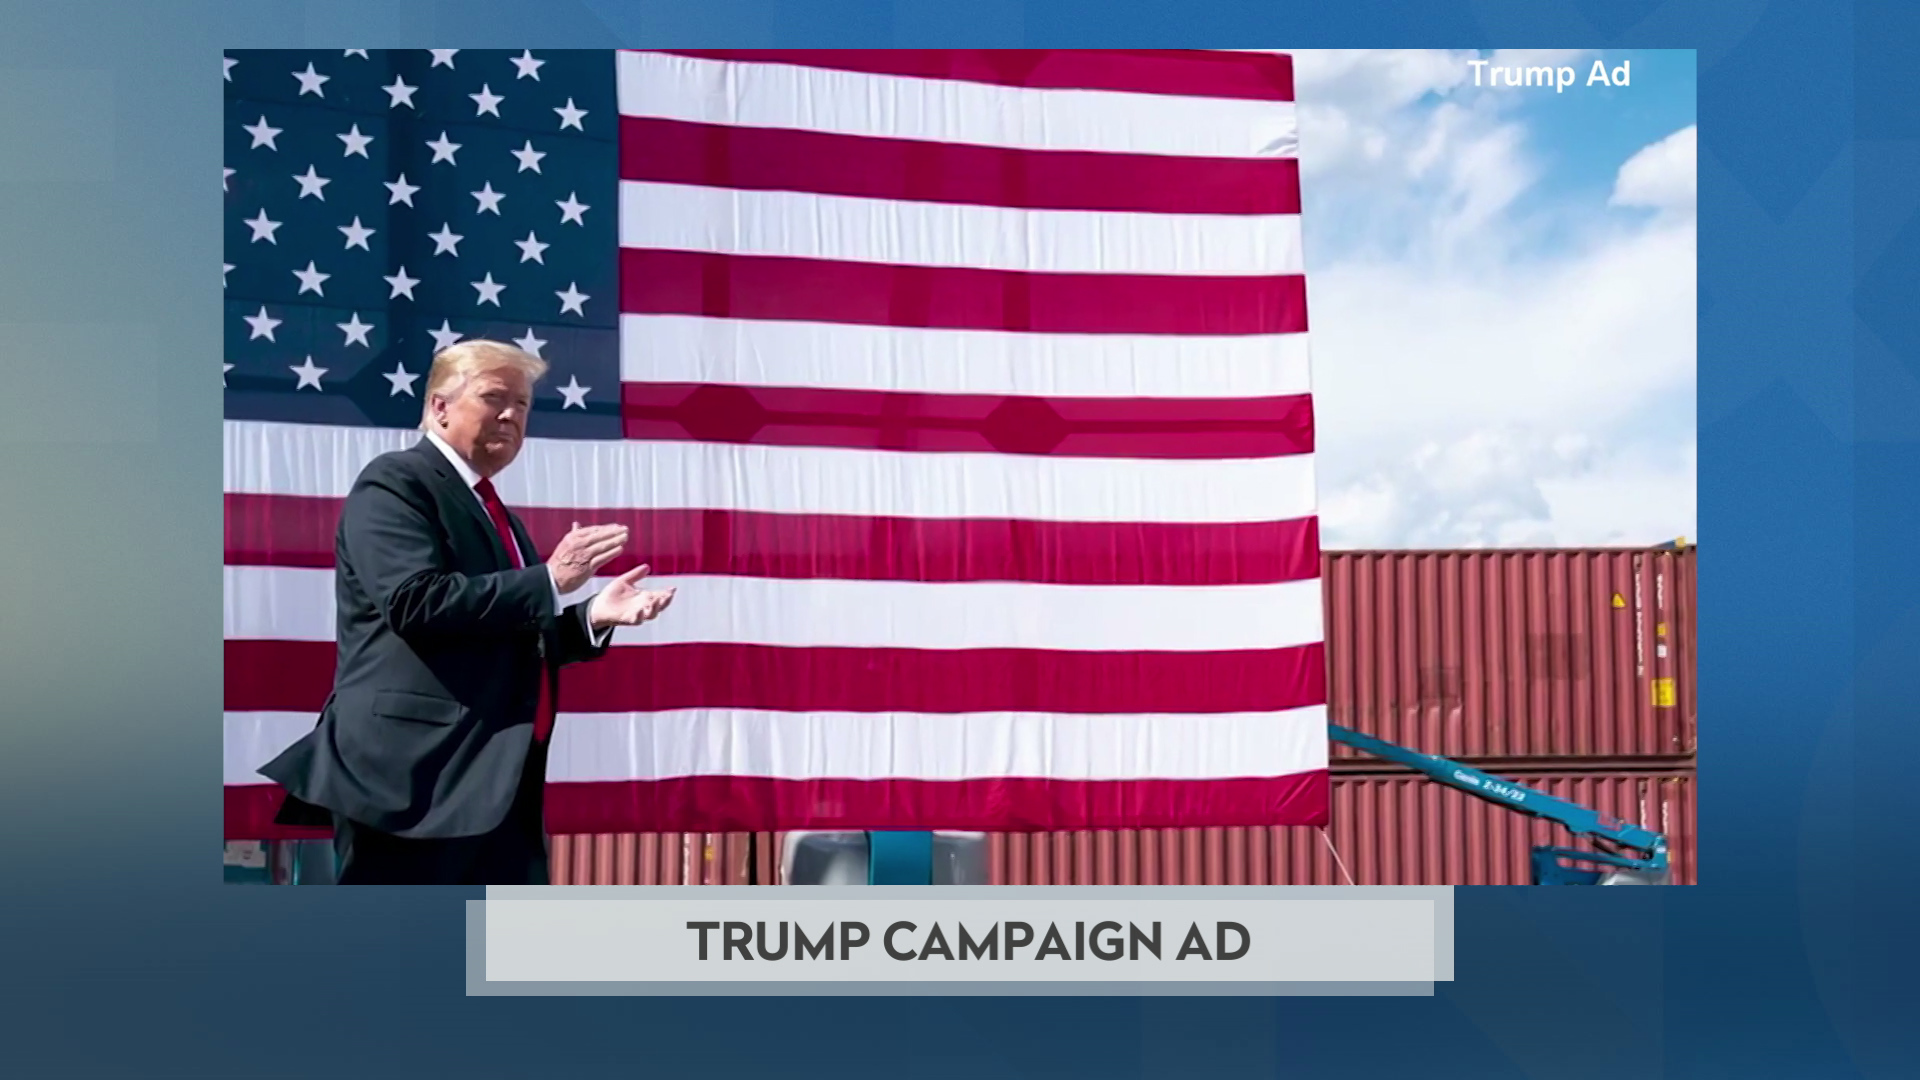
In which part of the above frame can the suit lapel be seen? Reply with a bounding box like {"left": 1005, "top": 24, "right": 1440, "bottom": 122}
{"left": 509, "top": 512, "right": 563, "bottom": 661}
{"left": 410, "top": 439, "right": 513, "bottom": 571}
{"left": 507, "top": 512, "right": 539, "bottom": 572}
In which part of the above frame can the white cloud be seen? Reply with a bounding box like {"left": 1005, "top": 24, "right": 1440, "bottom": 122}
{"left": 1309, "top": 220, "right": 1696, "bottom": 450}
{"left": 1321, "top": 429, "right": 1573, "bottom": 549}
{"left": 1321, "top": 428, "right": 1695, "bottom": 550}
{"left": 1538, "top": 440, "right": 1697, "bottom": 548}
{"left": 1288, "top": 53, "right": 1697, "bottom": 549}
{"left": 1289, "top": 50, "right": 1479, "bottom": 183}
{"left": 1610, "top": 124, "right": 1697, "bottom": 215}
{"left": 1292, "top": 50, "right": 1478, "bottom": 116}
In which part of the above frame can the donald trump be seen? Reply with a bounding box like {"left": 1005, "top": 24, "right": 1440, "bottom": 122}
{"left": 262, "top": 340, "right": 674, "bottom": 884}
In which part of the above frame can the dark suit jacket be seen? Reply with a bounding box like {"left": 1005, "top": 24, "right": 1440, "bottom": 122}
{"left": 260, "top": 438, "right": 610, "bottom": 839}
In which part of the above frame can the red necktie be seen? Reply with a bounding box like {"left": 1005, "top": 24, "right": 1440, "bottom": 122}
{"left": 475, "top": 478, "right": 555, "bottom": 743}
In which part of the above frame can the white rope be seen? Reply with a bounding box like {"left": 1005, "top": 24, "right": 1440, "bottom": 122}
{"left": 1319, "top": 827, "right": 1357, "bottom": 886}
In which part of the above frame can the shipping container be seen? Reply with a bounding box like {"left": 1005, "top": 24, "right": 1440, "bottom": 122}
{"left": 550, "top": 769, "right": 1696, "bottom": 887}
{"left": 1323, "top": 548, "right": 1696, "bottom": 761}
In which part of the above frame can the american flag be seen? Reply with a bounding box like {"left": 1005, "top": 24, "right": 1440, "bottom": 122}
{"left": 223, "top": 49, "right": 1328, "bottom": 838}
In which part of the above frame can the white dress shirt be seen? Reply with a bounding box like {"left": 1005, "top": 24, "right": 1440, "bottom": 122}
{"left": 424, "top": 429, "right": 613, "bottom": 646}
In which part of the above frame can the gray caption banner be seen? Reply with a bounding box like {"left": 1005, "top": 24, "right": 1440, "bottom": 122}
{"left": 470, "top": 885, "right": 1452, "bottom": 997}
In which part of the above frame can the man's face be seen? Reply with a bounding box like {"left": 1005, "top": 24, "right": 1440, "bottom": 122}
{"left": 434, "top": 365, "right": 533, "bottom": 475}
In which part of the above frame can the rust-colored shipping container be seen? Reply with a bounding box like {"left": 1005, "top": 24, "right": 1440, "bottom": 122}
{"left": 1324, "top": 548, "right": 1696, "bottom": 761}
{"left": 551, "top": 769, "right": 1695, "bottom": 887}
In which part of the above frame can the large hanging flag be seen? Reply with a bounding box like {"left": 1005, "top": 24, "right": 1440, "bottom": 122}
{"left": 223, "top": 49, "right": 1327, "bottom": 837}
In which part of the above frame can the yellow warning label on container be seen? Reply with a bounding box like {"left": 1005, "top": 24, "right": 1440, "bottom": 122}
{"left": 1653, "top": 678, "right": 1675, "bottom": 708}
{"left": 1612, "top": 593, "right": 1626, "bottom": 609}
{"left": 1657, "top": 622, "right": 1667, "bottom": 637}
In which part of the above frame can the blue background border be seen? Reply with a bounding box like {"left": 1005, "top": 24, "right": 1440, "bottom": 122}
{"left": 3, "top": 1, "right": 1915, "bottom": 1074}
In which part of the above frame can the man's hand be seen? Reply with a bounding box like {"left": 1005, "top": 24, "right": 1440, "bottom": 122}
{"left": 588, "top": 564, "right": 676, "bottom": 630}
{"left": 548, "top": 521, "right": 628, "bottom": 594}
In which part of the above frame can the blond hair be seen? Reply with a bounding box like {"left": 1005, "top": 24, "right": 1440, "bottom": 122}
{"left": 418, "top": 339, "right": 549, "bottom": 430}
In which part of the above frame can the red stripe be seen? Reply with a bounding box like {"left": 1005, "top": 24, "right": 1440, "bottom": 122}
{"left": 619, "top": 383, "right": 1313, "bottom": 459}
{"left": 224, "top": 786, "right": 333, "bottom": 841}
{"left": 620, "top": 249, "right": 1309, "bottom": 336}
{"left": 225, "top": 493, "right": 339, "bottom": 569}
{"left": 618, "top": 116, "right": 1301, "bottom": 215}
{"left": 225, "top": 640, "right": 1328, "bottom": 716}
{"left": 226, "top": 770, "right": 1328, "bottom": 838}
{"left": 226, "top": 494, "right": 1321, "bottom": 585}
{"left": 547, "top": 772, "right": 1328, "bottom": 832}
{"left": 654, "top": 49, "right": 1294, "bottom": 102}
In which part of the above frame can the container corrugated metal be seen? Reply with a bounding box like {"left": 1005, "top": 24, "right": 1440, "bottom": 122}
{"left": 549, "top": 832, "right": 791, "bottom": 885}
{"left": 1324, "top": 548, "right": 1696, "bottom": 761}
{"left": 986, "top": 770, "right": 1696, "bottom": 886}
{"left": 551, "top": 770, "right": 1694, "bottom": 886}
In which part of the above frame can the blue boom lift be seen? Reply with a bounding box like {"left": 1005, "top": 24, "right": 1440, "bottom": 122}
{"left": 1329, "top": 724, "right": 1672, "bottom": 885}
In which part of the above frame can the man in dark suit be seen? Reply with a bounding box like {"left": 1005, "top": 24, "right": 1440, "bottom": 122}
{"left": 261, "top": 340, "right": 675, "bottom": 884}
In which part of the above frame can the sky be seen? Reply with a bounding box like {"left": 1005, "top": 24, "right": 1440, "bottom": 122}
{"left": 1291, "top": 49, "right": 1697, "bottom": 550}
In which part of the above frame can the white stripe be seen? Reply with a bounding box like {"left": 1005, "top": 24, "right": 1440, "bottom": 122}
{"left": 223, "top": 420, "right": 1319, "bottom": 524}
{"left": 223, "top": 565, "right": 1325, "bottom": 651}
{"left": 224, "top": 706, "right": 1328, "bottom": 785}
{"left": 620, "top": 316, "right": 1314, "bottom": 399}
{"left": 553, "top": 706, "right": 1330, "bottom": 782}
{"left": 616, "top": 50, "right": 1297, "bottom": 160}
{"left": 620, "top": 180, "right": 1303, "bottom": 277}
{"left": 224, "top": 712, "right": 315, "bottom": 786}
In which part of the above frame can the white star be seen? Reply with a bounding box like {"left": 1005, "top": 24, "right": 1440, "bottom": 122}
{"left": 512, "top": 328, "right": 547, "bottom": 357}
{"left": 384, "top": 266, "right": 420, "bottom": 300}
{"left": 472, "top": 272, "right": 507, "bottom": 306}
{"left": 510, "top": 139, "right": 545, "bottom": 173}
{"left": 337, "top": 312, "right": 375, "bottom": 347}
{"left": 514, "top": 230, "right": 549, "bottom": 264}
{"left": 557, "top": 375, "right": 591, "bottom": 410}
{"left": 293, "top": 164, "right": 330, "bottom": 200}
{"left": 471, "top": 181, "right": 505, "bottom": 215}
{"left": 292, "top": 62, "right": 329, "bottom": 98}
{"left": 384, "top": 173, "right": 421, "bottom": 206}
{"left": 384, "top": 361, "right": 419, "bottom": 397}
{"left": 470, "top": 84, "right": 504, "bottom": 117}
{"left": 223, "top": 362, "right": 234, "bottom": 387}
{"left": 511, "top": 50, "right": 545, "bottom": 80}
{"left": 428, "top": 223, "right": 464, "bottom": 256}
{"left": 243, "top": 305, "right": 282, "bottom": 341}
{"left": 223, "top": 166, "right": 233, "bottom": 191}
{"left": 338, "top": 124, "right": 373, "bottom": 158}
{"left": 244, "top": 209, "right": 282, "bottom": 244}
{"left": 383, "top": 76, "right": 418, "bottom": 109}
{"left": 243, "top": 116, "right": 282, "bottom": 150}
{"left": 427, "top": 320, "right": 464, "bottom": 352}
{"left": 224, "top": 56, "right": 236, "bottom": 81}
{"left": 344, "top": 49, "right": 370, "bottom": 59}
{"left": 554, "top": 98, "right": 587, "bottom": 131}
{"left": 556, "top": 282, "right": 589, "bottom": 317}
{"left": 222, "top": 262, "right": 233, "bottom": 285}
{"left": 292, "top": 260, "right": 331, "bottom": 296}
{"left": 338, "top": 216, "right": 375, "bottom": 250}
{"left": 426, "top": 132, "right": 461, "bottom": 164}
{"left": 556, "top": 192, "right": 589, "bottom": 225}
{"left": 290, "top": 356, "right": 328, "bottom": 390}
{"left": 429, "top": 49, "right": 459, "bottom": 68}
